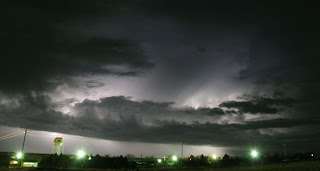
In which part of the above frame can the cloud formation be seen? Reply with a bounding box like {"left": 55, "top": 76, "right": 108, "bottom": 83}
{"left": 219, "top": 97, "right": 295, "bottom": 114}
{"left": 1, "top": 1, "right": 320, "bottom": 155}
{"left": 1, "top": 94, "right": 318, "bottom": 151}
{"left": 0, "top": 1, "right": 153, "bottom": 94}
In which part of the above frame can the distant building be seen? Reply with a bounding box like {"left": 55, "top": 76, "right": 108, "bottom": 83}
{"left": 8, "top": 152, "right": 48, "bottom": 168}
{"left": 22, "top": 161, "right": 38, "bottom": 167}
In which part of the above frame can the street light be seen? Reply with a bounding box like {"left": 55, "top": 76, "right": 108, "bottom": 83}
{"left": 76, "top": 150, "right": 86, "bottom": 159}
{"left": 157, "top": 159, "right": 162, "bottom": 163}
{"left": 251, "top": 150, "right": 258, "bottom": 158}
{"left": 172, "top": 155, "right": 178, "bottom": 161}
{"left": 16, "top": 152, "right": 23, "bottom": 159}
{"left": 76, "top": 150, "right": 86, "bottom": 168}
{"left": 212, "top": 154, "right": 217, "bottom": 160}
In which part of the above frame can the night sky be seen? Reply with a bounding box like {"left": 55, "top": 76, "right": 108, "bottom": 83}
{"left": 0, "top": 1, "right": 319, "bottom": 157}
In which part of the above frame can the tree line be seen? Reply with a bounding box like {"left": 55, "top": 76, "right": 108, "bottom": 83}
{"left": 0, "top": 152, "right": 316, "bottom": 169}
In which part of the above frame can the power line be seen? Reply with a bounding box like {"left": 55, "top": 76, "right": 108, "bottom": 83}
{"left": 0, "top": 133, "right": 22, "bottom": 140}
{"left": 0, "top": 130, "right": 23, "bottom": 138}
{"left": 0, "top": 130, "right": 24, "bottom": 140}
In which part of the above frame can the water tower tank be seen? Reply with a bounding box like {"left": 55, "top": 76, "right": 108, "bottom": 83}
{"left": 52, "top": 136, "right": 64, "bottom": 155}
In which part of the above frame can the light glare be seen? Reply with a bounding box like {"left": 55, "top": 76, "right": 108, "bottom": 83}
{"left": 16, "top": 152, "right": 23, "bottom": 159}
{"left": 77, "top": 150, "right": 85, "bottom": 159}
{"left": 251, "top": 150, "right": 258, "bottom": 158}
{"left": 212, "top": 154, "right": 217, "bottom": 159}
{"left": 172, "top": 155, "right": 178, "bottom": 161}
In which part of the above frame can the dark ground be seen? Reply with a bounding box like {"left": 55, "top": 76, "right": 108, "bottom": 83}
{"left": 2, "top": 161, "right": 320, "bottom": 171}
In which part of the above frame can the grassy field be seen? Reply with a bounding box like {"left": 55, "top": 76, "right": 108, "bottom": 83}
{"left": 174, "top": 161, "right": 320, "bottom": 171}
{"left": 211, "top": 161, "right": 320, "bottom": 171}
{"left": 134, "top": 161, "right": 320, "bottom": 171}
{"left": 2, "top": 161, "right": 320, "bottom": 171}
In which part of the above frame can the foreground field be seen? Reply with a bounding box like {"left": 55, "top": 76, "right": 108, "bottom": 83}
{"left": 207, "top": 161, "right": 320, "bottom": 171}
{"left": 2, "top": 161, "right": 320, "bottom": 171}
{"left": 168, "top": 161, "right": 320, "bottom": 171}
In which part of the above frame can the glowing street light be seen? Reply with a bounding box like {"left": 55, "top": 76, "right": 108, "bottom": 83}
{"left": 251, "top": 150, "right": 258, "bottom": 158}
{"left": 172, "top": 155, "right": 178, "bottom": 161}
{"left": 212, "top": 154, "right": 217, "bottom": 160}
{"left": 76, "top": 150, "right": 86, "bottom": 159}
{"left": 16, "top": 152, "right": 23, "bottom": 159}
{"left": 157, "top": 159, "right": 162, "bottom": 163}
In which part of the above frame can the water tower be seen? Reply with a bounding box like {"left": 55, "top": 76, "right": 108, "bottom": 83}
{"left": 52, "top": 136, "right": 64, "bottom": 156}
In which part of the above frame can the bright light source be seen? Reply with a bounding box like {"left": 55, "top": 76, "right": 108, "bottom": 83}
{"left": 172, "top": 155, "right": 178, "bottom": 161}
{"left": 76, "top": 150, "right": 85, "bottom": 159}
{"left": 251, "top": 150, "right": 258, "bottom": 158}
{"left": 157, "top": 159, "right": 162, "bottom": 163}
{"left": 16, "top": 152, "right": 23, "bottom": 159}
{"left": 88, "top": 156, "right": 92, "bottom": 160}
{"left": 10, "top": 160, "right": 18, "bottom": 164}
{"left": 212, "top": 154, "right": 217, "bottom": 159}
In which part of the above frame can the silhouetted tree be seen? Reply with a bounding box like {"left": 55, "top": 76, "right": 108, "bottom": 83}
{"left": 39, "top": 154, "right": 72, "bottom": 168}
{"left": 0, "top": 153, "right": 10, "bottom": 168}
{"left": 223, "top": 154, "right": 230, "bottom": 160}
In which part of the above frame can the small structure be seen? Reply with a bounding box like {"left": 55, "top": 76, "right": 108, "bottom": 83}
{"left": 22, "top": 161, "right": 38, "bottom": 167}
{"left": 52, "top": 136, "right": 64, "bottom": 156}
{"left": 8, "top": 154, "right": 39, "bottom": 168}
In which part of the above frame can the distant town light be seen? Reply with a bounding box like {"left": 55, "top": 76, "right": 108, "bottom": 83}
{"left": 251, "top": 150, "right": 258, "bottom": 158}
{"left": 10, "top": 160, "right": 18, "bottom": 164}
{"left": 212, "top": 154, "right": 217, "bottom": 159}
{"left": 311, "top": 154, "right": 314, "bottom": 157}
{"left": 76, "top": 150, "right": 85, "bottom": 159}
{"left": 16, "top": 152, "right": 23, "bottom": 159}
{"left": 172, "top": 155, "right": 178, "bottom": 161}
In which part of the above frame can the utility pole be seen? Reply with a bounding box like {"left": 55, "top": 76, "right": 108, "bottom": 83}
{"left": 283, "top": 144, "right": 287, "bottom": 161}
{"left": 20, "top": 129, "right": 28, "bottom": 168}
{"left": 181, "top": 142, "right": 183, "bottom": 168}
{"left": 22, "top": 129, "right": 27, "bottom": 152}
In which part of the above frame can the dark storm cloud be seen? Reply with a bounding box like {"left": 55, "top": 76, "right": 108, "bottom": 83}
{"left": 86, "top": 81, "right": 105, "bottom": 89}
{"left": 0, "top": 95, "right": 70, "bottom": 132}
{"left": 242, "top": 118, "right": 320, "bottom": 130}
{"left": 220, "top": 101, "right": 278, "bottom": 114}
{"left": 0, "top": 1, "right": 153, "bottom": 93}
{"left": 131, "top": 0, "right": 320, "bottom": 118}
{"left": 1, "top": 94, "right": 318, "bottom": 149}
{"left": 1, "top": 0, "right": 320, "bottom": 155}
{"left": 199, "top": 108, "right": 225, "bottom": 115}
{"left": 182, "top": 107, "right": 226, "bottom": 116}
{"left": 235, "top": 1, "right": 320, "bottom": 117}
{"left": 73, "top": 96, "right": 226, "bottom": 121}
{"left": 219, "top": 97, "right": 296, "bottom": 114}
